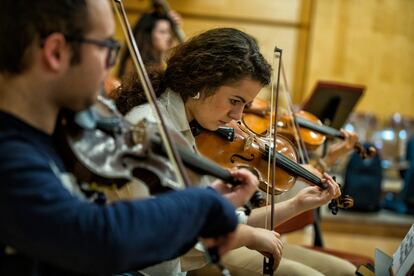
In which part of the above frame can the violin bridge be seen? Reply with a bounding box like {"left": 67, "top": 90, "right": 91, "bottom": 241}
{"left": 244, "top": 135, "right": 255, "bottom": 151}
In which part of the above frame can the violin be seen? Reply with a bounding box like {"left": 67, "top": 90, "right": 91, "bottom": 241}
{"left": 55, "top": 97, "right": 264, "bottom": 201}
{"left": 243, "top": 97, "right": 376, "bottom": 159}
{"left": 194, "top": 120, "right": 354, "bottom": 214}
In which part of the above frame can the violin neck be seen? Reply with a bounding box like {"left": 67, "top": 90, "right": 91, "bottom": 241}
{"left": 264, "top": 146, "right": 324, "bottom": 188}
{"left": 296, "top": 117, "right": 345, "bottom": 139}
{"left": 151, "top": 136, "right": 238, "bottom": 185}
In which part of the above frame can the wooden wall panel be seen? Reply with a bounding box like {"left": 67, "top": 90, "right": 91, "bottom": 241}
{"left": 304, "top": 0, "right": 414, "bottom": 121}
{"left": 180, "top": 18, "right": 299, "bottom": 91}
{"left": 123, "top": 0, "right": 304, "bottom": 25}
{"left": 112, "top": 0, "right": 413, "bottom": 122}
{"left": 113, "top": 0, "right": 312, "bottom": 102}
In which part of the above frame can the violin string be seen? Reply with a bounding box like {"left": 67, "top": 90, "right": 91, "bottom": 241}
{"left": 280, "top": 63, "right": 310, "bottom": 164}
{"left": 270, "top": 48, "right": 282, "bottom": 232}
{"left": 259, "top": 145, "right": 322, "bottom": 186}
{"left": 263, "top": 47, "right": 278, "bottom": 231}
{"left": 262, "top": 46, "right": 283, "bottom": 276}
{"left": 272, "top": 148, "right": 318, "bottom": 183}
{"left": 276, "top": 152, "right": 321, "bottom": 185}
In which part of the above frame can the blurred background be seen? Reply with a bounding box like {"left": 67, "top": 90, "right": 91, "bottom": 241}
{"left": 112, "top": 0, "right": 414, "bottom": 265}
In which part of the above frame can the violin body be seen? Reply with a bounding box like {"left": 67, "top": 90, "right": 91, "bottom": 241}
{"left": 55, "top": 97, "right": 262, "bottom": 204}
{"left": 277, "top": 111, "right": 326, "bottom": 151}
{"left": 55, "top": 109, "right": 181, "bottom": 196}
{"left": 243, "top": 98, "right": 325, "bottom": 150}
{"left": 195, "top": 120, "right": 354, "bottom": 213}
{"left": 242, "top": 97, "right": 272, "bottom": 136}
{"left": 195, "top": 121, "right": 298, "bottom": 195}
{"left": 243, "top": 97, "right": 375, "bottom": 159}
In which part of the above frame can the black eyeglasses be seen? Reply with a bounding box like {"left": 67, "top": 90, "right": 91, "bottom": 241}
{"left": 66, "top": 36, "right": 121, "bottom": 68}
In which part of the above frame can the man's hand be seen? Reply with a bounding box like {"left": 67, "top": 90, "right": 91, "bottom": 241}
{"left": 210, "top": 168, "right": 259, "bottom": 208}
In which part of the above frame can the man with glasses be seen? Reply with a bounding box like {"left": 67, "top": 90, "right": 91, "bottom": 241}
{"left": 0, "top": 0, "right": 259, "bottom": 275}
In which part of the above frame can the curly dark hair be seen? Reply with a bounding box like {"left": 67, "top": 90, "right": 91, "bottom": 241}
{"left": 113, "top": 28, "right": 272, "bottom": 115}
{"left": 0, "top": 0, "right": 89, "bottom": 75}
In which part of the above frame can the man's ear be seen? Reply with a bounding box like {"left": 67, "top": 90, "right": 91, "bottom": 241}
{"left": 41, "top": 33, "right": 71, "bottom": 72}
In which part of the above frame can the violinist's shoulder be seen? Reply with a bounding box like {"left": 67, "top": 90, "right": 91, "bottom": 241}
{"left": 0, "top": 128, "right": 34, "bottom": 156}
{"left": 125, "top": 102, "right": 156, "bottom": 125}
{"left": 0, "top": 133, "right": 45, "bottom": 164}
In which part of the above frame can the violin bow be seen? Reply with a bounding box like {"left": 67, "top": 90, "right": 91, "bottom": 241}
{"left": 262, "top": 47, "right": 284, "bottom": 276}
{"left": 280, "top": 60, "right": 310, "bottom": 165}
{"left": 278, "top": 58, "right": 354, "bottom": 215}
{"left": 112, "top": 0, "right": 190, "bottom": 188}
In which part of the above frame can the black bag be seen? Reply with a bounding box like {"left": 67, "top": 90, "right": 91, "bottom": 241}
{"left": 401, "top": 136, "right": 414, "bottom": 210}
{"left": 382, "top": 136, "right": 414, "bottom": 215}
{"left": 343, "top": 145, "right": 383, "bottom": 212}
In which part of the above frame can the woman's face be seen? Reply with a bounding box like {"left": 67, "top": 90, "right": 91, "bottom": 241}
{"left": 186, "top": 78, "right": 263, "bottom": 131}
{"left": 152, "top": 19, "right": 173, "bottom": 53}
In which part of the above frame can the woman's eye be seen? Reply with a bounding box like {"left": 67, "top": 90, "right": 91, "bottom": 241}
{"left": 230, "top": 99, "right": 240, "bottom": 105}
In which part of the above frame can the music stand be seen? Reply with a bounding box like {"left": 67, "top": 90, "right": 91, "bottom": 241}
{"left": 302, "top": 81, "right": 365, "bottom": 129}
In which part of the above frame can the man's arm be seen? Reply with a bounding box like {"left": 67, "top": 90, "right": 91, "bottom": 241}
{"left": 0, "top": 141, "right": 237, "bottom": 274}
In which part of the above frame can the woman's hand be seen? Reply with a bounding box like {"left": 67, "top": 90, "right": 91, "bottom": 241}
{"left": 210, "top": 168, "right": 259, "bottom": 208}
{"left": 324, "top": 129, "right": 358, "bottom": 166}
{"left": 246, "top": 228, "right": 283, "bottom": 270}
{"left": 294, "top": 172, "right": 341, "bottom": 212}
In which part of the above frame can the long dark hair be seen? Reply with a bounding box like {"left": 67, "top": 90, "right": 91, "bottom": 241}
{"left": 117, "top": 12, "right": 173, "bottom": 79}
{"left": 113, "top": 28, "right": 272, "bottom": 115}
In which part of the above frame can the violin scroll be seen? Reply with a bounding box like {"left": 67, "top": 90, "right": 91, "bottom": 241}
{"left": 327, "top": 179, "right": 354, "bottom": 215}
{"left": 328, "top": 195, "right": 354, "bottom": 215}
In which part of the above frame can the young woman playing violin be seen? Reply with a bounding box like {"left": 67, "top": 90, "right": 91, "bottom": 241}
{"left": 112, "top": 27, "right": 357, "bottom": 275}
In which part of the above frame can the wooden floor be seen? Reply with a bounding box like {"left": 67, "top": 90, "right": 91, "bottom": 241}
{"left": 283, "top": 227, "right": 402, "bottom": 258}
{"left": 189, "top": 208, "right": 411, "bottom": 276}
{"left": 282, "top": 208, "right": 413, "bottom": 258}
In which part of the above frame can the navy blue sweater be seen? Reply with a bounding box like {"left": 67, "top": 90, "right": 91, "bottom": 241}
{"left": 0, "top": 111, "right": 237, "bottom": 275}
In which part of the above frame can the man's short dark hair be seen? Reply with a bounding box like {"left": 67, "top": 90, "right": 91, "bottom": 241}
{"left": 0, "top": 0, "right": 90, "bottom": 75}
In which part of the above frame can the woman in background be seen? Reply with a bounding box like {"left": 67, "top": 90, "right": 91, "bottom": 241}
{"left": 117, "top": 10, "right": 182, "bottom": 79}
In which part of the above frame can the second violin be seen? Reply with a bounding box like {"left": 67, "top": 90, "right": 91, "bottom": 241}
{"left": 243, "top": 97, "right": 376, "bottom": 159}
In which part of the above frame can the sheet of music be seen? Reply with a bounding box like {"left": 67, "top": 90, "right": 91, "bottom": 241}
{"left": 393, "top": 223, "right": 414, "bottom": 275}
